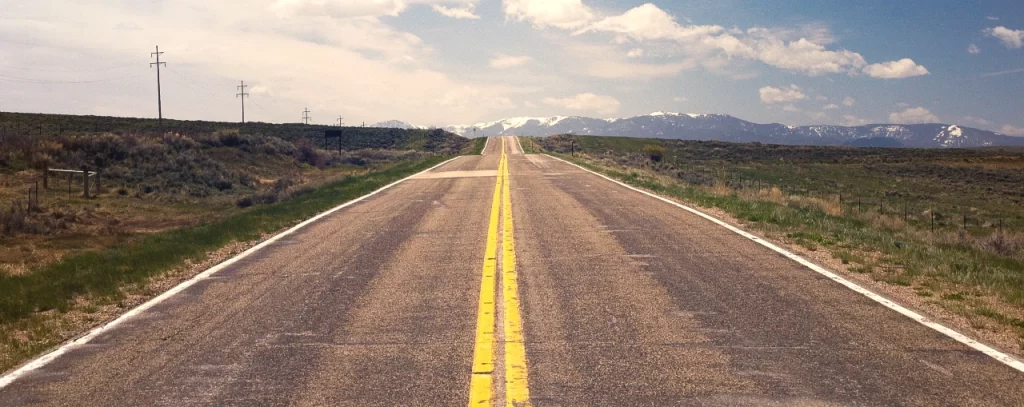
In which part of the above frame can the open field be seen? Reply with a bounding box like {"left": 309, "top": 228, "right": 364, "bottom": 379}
{"left": 527, "top": 134, "right": 1024, "bottom": 352}
{"left": 0, "top": 112, "right": 473, "bottom": 372}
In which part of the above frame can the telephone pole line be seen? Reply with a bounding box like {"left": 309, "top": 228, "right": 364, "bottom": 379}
{"left": 302, "top": 108, "right": 311, "bottom": 125}
{"left": 150, "top": 46, "right": 167, "bottom": 126}
{"left": 236, "top": 81, "right": 249, "bottom": 123}
{"left": 337, "top": 116, "right": 344, "bottom": 127}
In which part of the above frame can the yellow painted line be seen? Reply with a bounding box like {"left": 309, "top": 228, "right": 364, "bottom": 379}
{"left": 501, "top": 138, "right": 531, "bottom": 406}
{"left": 468, "top": 139, "right": 504, "bottom": 407}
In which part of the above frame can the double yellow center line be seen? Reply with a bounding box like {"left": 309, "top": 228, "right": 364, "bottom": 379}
{"left": 469, "top": 138, "right": 531, "bottom": 407}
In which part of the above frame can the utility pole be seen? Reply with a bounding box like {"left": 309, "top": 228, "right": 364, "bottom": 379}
{"left": 337, "top": 116, "right": 344, "bottom": 127}
{"left": 236, "top": 81, "right": 249, "bottom": 123}
{"left": 150, "top": 46, "right": 167, "bottom": 126}
{"left": 302, "top": 108, "right": 311, "bottom": 125}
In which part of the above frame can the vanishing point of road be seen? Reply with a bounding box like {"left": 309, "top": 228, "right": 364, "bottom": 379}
{"left": 1, "top": 137, "right": 1022, "bottom": 406}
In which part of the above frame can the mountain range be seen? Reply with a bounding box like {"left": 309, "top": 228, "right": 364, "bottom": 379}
{"left": 375, "top": 112, "right": 1022, "bottom": 148}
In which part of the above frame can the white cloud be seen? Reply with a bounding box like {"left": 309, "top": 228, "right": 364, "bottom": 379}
{"left": 557, "top": 39, "right": 696, "bottom": 79}
{"left": 816, "top": 96, "right": 828, "bottom": 101}
{"left": 523, "top": 101, "right": 538, "bottom": 108}
{"left": 806, "top": 111, "right": 829, "bottom": 121}
{"left": 548, "top": 3, "right": 924, "bottom": 79}
{"left": 760, "top": 85, "right": 807, "bottom": 104}
{"left": 489, "top": 53, "right": 532, "bottom": 69}
{"left": 272, "top": 0, "right": 479, "bottom": 18}
{"left": 986, "top": 26, "right": 1024, "bottom": 49}
{"left": 889, "top": 107, "right": 940, "bottom": 124}
{"left": 862, "top": 58, "right": 929, "bottom": 79}
{"left": 754, "top": 37, "right": 866, "bottom": 76}
{"left": 503, "top": 0, "right": 595, "bottom": 29}
{"left": 432, "top": 4, "right": 480, "bottom": 19}
{"left": 271, "top": 0, "right": 406, "bottom": 18}
{"left": 627, "top": 48, "right": 644, "bottom": 58}
{"left": 842, "top": 97, "right": 856, "bottom": 107}
{"left": 1000, "top": 125, "right": 1024, "bottom": 136}
{"left": 673, "top": 96, "right": 687, "bottom": 103}
{"left": 823, "top": 104, "right": 839, "bottom": 110}
{"left": 987, "top": 16, "right": 999, "bottom": 21}
{"left": 968, "top": 44, "right": 981, "bottom": 54}
{"left": 981, "top": 68, "right": 1024, "bottom": 77}
{"left": 959, "top": 116, "right": 990, "bottom": 127}
{"left": 250, "top": 85, "right": 272, "bottom": 95}
{"left": 782, "top": 104, "right": 802, "bottom": 112}
{"left": 576, "top": 3, "right": 723, "bottom": 42}
{"left": 542, "top": 92, "right": 621, "bottom": 114}
{"left": 841, "top": 115, "right": 869, "bottom": 126}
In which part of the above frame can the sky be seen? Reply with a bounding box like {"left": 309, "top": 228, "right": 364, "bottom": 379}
{"left": 0, "top": 0, "right": 1022, "bottom": 135}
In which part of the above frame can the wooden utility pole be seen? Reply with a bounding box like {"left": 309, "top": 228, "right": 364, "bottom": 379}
{"left": 150, "top": 46, "right": 167, "bottom": 126}
{"left": 236, "top": 81, "right": 249, "bottom": 123}
{"left": 302, "top": 108, "right": 311, "bottom": 125}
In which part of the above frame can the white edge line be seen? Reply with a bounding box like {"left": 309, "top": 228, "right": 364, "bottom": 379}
{"left": 514, "top": 136, "right": 525, "bottom": 154}
{"left": 482, "top": 136, "right": 490, "bottom": 154}
{"left": 545, "top": 154, "right": 1024, "bottom": 373}
{"left": 0, "top": 156, "right": 464, "bottom": 389}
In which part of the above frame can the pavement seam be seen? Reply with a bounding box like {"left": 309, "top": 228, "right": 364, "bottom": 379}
{"left": 545, "top": 153, "right": 1024, "bottom": 374}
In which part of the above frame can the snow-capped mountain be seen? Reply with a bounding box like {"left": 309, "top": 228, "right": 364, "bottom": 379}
{"left": 370, "top": 120, "right": 424, "bottom": 130}
{"left": 444, "top": 112, "right": 1024, "bottom": 148}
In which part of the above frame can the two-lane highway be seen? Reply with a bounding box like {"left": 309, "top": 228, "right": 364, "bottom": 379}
{"left": 1, "top": 136, "right": 1022, "bottom": 406}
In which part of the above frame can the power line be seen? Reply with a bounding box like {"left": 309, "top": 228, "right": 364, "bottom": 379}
{"left": 162, "top": 70, "right": 221, "bottom": 99}
{"left": 337, "top": 116, "right": 344, "bottom": 126}
{"left": 0, "top": 72, "right": 145, "bottom": 84}
{"left": 0, "top": 62, "right": 140, "bottom": 73}
{"left": 150, "top": 45, "right": 167, "bottom": 126}
{"left": 164, "top": 66, "right": 226, "bottom": 93}
{"left": 302, "top": 108, "right": 311, "bottom": 125}
{"left": 237, "top": 80, "right": 249, "bottom": 123}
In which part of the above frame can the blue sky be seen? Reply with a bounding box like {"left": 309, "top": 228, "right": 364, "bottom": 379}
{"left": 0, "top": 0, "right": 1022, "bottom": 135}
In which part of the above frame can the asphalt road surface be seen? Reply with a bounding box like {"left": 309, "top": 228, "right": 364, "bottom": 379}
{"left": 1, "top": 137, "right": 1022, "bottom": 406}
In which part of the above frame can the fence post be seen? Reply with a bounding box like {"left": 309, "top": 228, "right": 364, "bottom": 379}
{"left": 95, "top": 170, "right": 102, "bottom": 194}
{"left": 82, "top": 167, "right": 89, "bottom": 199}
{"left": 931, "top": 209, "right": 935, "bottom": 233}
{"left": 34, "top": 180, "right": 39, "bottom": 210}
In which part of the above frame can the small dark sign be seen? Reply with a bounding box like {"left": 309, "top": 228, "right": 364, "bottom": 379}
{"left": 325, "top": 130, "right": 343, "bottom": 138}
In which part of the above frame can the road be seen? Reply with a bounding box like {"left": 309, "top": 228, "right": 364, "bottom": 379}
{"left": 1, "top": 136, "right": 1022, "bottom": 406}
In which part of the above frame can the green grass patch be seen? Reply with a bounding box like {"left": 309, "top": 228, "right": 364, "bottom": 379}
{"left": 976, "top": 306, "right": 1024, "bottom": 329}
{"left": 470, "top": 137, "right": 487, "bottom": 155}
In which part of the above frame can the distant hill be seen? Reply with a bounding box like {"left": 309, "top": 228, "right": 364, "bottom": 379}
{"left": 0, "top": 112, "right": 466, "bottom": 153}
{"left": 445, "top": 112, "right": 1024, "bottom": 148}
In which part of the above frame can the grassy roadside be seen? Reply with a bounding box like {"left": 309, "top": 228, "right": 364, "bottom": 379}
{"left": 0, "top": 155, "right": 449, "bottom": 372}
{"left": 470, "top": 137, "right": 487, "bottom": 155}
{"left": 537, "top": 146, "right": 1024, "bottom": 353}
